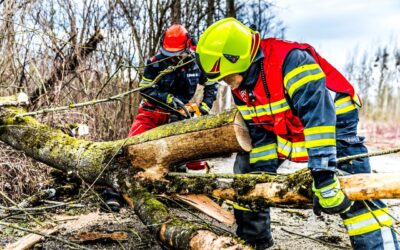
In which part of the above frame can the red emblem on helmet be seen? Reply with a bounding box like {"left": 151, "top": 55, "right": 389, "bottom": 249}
{"left": 210, "top": 58, "right": 221, "bottom": 73}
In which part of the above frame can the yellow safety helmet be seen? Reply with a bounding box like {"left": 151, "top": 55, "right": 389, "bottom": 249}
{"left": 196, "top": 18, "right": 260, "bottom": 81}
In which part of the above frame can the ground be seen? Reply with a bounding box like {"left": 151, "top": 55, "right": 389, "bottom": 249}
{"left": 1, "top": 148, "right": 400, "bottom": 249}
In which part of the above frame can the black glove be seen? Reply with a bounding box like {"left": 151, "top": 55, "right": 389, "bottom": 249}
{"left": 199, "top": 102, "right": 211, "bottom": 115}
{"left": 166, "top": 94, "right": 185, "bottom": 110}
{"left": 312, "top": 171, "right": 353, "bottom": 216}
{"left": 172, "top": 97, "right": 185, "bottom": 110}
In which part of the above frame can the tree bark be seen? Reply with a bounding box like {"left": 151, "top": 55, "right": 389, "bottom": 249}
{"left": 226, "top": 0, "right": 236, "bottom": 18}
{"left": 172, "top": 0, "right": 181, "bottom": 24}
{"left": 206, "top": 0, "right": 215, "bottom": 26}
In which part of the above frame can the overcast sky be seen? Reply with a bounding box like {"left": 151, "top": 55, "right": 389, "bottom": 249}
{"left": 276, "top": 0, "right": 400, "bottom": 70}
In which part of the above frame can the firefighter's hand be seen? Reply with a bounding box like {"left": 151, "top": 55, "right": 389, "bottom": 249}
{"left": 312, "top": 175, "right": 353, "bottom": 216}
{"left": 199, "top": 102, "right": 211, "bottom": 115}
{"left": 166, "top": 94, "right": 185, "bottom": 110}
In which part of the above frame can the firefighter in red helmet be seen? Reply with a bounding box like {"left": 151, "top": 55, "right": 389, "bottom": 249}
{"left": 128, "top": 24, "right": 218, "bottom": 136}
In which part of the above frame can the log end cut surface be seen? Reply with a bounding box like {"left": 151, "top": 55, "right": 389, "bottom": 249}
{"left": 233, "top": 112, "right": 252, "bottom": 152}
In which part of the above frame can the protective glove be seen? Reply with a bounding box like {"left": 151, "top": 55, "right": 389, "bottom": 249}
{"left": 166, "top": 94, "right": 185, "bottom": 110}
{"left": 199, "top": 101, "right": 211, "bottom": 115}
{"left": 312, "top": 174, "right": 354, "bottom": 216}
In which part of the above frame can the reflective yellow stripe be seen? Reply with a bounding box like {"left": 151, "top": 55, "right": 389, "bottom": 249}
{"left": 305, "top": 139, "right": 336, "bottom": 148}
{"left": 292, "top": 150, "right": 308, "bottom": 158}
{"left": 304, "top": 126, "right": 336, "bottom": 148}
{"left": 336, "top": 105, "right": 356, "bottom": 115}
{"left": 139, "top": 77, "right": 155, "bottom": 87}
{"left": 287, "top": 73, "right": 326, "bottom": 97}
{"left": 277, "top": 136, "right": 291, "bottom": 157}
{"left": 255, "top": 99, "right": 290, "bottom": 116}
{"left": 201, "top": 102, "right": 211, "bottom": 112}
{"left": 251, "top": 143, "right": 276, "bottom": 154}
{"left": 335, "top": 96, "right": 352, "bottom": 106}
{"left": 284, "top": 64, "right": 320, "bottom": 85}
{"left": 284, "top": 64, "right": 326, "bottom": 97}
{"left": 250, "top": 153, "right": 278, "bottom": 164}
{"left": 225, "top": 200, "right": 251, "bottom": 211}
{"left": 304, "top": 126, "right": 336, "bottom": 135}
{"left": 237, "top": 99, "right": 289, "bottom": 121}
{"left": 277, "top": 136, "right": 308, "bottom": 159}
{"left": 335, "top": 96, "right": 357, "bottom": 115}
{"left": 250, "top": 143, "right": 277, "bottom": 164}
{"left": 343, "top": 208, "right": 393, "bottom": 236}
{"left": 236, "top": 105, "right": 255, "bottom": 120}
{"left": 291, "top": 141, "right": 308, "bottom": 158}
{"left": 353, "top": 94, "right": 361, "bottom": 106}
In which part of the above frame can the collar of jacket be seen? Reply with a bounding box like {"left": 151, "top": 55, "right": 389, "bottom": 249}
{"left": 240, "top": 48, "right": 264, "bottom": 90}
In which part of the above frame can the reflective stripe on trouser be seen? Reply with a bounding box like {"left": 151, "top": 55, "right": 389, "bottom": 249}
{"left": 249, "top": 143, "right": 278, "bottom": 164}
{"left": 337, "top": 136, "right": 399, "bottom": 250}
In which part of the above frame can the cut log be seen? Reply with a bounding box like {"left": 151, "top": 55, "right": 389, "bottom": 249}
{"left": 339, "top": 173, "right": 400, "bottom": 200}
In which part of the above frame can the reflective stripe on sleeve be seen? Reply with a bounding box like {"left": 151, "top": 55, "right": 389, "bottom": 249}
{"left": 304, "top": 126, "right": 336, "bottom": 148}
{"left": 284, "top": 64, "right": 326, "bottom": 97}
{"left": 335, "top": 96, "right": 357, "bottom": 115}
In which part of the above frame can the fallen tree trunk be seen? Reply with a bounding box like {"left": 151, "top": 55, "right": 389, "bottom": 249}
{"left": 0, "top": 104, "right": 251, "bottom": 182}
{"left": 0, "top": 99, "right": 252, "bottom": 249}
{"left": 2, "top": 95, "right": 400, "bottom": 249}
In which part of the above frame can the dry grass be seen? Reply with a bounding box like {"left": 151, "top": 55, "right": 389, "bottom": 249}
{"left": 0, "top": 141, "right": 52, "bottom": 205}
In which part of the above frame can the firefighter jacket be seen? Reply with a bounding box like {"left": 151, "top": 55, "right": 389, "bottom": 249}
{"left": 232, "top": 38, "right": 361, "bottom": 172}
{"left": 138, "top": 52, "right": 218, "bottom": 109}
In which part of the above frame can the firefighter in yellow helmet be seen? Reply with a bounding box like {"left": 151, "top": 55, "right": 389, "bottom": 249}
{"left": 196, "top": 18, "right": 398, "bottom": 250}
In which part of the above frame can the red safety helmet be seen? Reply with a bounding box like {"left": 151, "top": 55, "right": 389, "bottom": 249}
{"left": 160, "top": 24, "right": 191, "bottom": 56}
